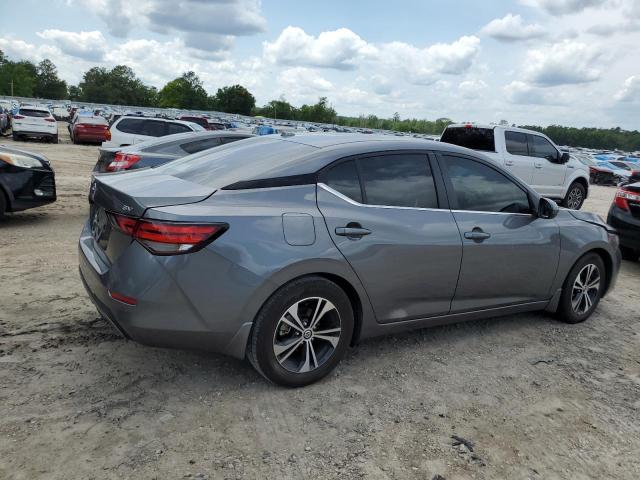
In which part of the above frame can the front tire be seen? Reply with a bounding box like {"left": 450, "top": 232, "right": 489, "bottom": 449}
{"left": 563, "top": 182, "right": 586, "bottom": 210}
{"left": 556, "top": 253, "right": 606, "bottom": 324}
{"left": 247, "top": 276, "right": 354, "bottom": 387}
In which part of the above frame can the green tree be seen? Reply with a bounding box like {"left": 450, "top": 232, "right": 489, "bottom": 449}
{"left": 78, "top": 65, "right": 156, "bottom": 106}
{"left": 158, "top": 71, "right": 208, "bottom": 109}
{"left": 211, "top": 84, "right": 255, "bottom": 115}
{"left": 254, "top": 97, "right": 296, "bottom": 119}
{"left": 0, "top": 50, "right": 38, "bottom": 96}
{"left": 298, "top": 97, "right": 337, "bottom": 124}
{"left": 34, "top": 59, "right": 67, "bottom": 99}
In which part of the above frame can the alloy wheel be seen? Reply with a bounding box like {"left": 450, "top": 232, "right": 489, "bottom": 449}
{"left": 566, "top": 187, "right": 583, "bottom": 209}
{"left": 571, "top": 263, "right": 600, "bottom": 315}
{"left": 272, "top": 297, "right": 342, "bottom": 373}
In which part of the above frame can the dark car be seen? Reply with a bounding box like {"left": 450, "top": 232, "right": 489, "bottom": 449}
{"left": 93, "top": 130, "right": 253, "bottom": 172}
{"left": 607, "top": 183, "right": 640, "bottom": 261}
{"left": 0, "top": 145, "right": 56, "bottom": 217}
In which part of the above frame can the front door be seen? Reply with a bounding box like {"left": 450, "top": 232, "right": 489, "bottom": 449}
{"left": 316, "top": 153, "right": 463, "bottom": 323}
{"left": 438, "top": 154, "right": 560, "bottom": 312}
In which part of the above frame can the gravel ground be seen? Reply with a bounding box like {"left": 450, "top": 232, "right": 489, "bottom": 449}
{"left": 0, "top": 124, "right": 639, "bottom": 480}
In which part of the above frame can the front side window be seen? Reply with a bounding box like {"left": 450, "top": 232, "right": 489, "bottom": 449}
{"left": 505, "top": 131, "right": 528, "bottom": 156}
{"left": 359, "top": 155, "right": 438, "bottom": 208}
{"left": 529, "top": 135, "right": 558, "bottom": 161}
{"left": 142, "top": 120, "right": 167, "bottom": 137}
{"left": 322, "top": 160, "right": 363, "bottom": 203}
{"left": 442, "top": 155, "right": 531, "bottom": 214}
{"left": 167, "top": 123, "right": 192, "bottom": 135}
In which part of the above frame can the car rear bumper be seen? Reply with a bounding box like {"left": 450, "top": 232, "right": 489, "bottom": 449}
{"left": 608, "top": 206, "right": 640, "bottom": 250}
{"left": 75, "top": 133, "right": 108, "bottom": 142}
{"left": 78, "top": 220, "right": 253, "bottom": 358}
{"left": 13, "top": 129, "right": 57, "bottom": 138}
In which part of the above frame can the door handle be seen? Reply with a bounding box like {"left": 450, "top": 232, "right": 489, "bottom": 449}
{"left": 335, "top": 226, "right": 371, "bottom": 238}
{"left": 464, "top": 229, "right": 491, "bottom": 241}
{"left": 505, "top": 160, "right": 514, "bottom": 166}
{"left": 534, "top": 163, "right": 543, "bottom": 169}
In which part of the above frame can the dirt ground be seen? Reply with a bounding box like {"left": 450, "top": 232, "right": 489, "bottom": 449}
{"left": 0, "top": 124, "right": 639, "bottom": 480}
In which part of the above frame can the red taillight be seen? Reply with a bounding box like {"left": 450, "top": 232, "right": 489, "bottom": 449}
{"left": 107, "top": 152, "right": 141, "bottom": 172}
{"left": 108, "top": 290, "right": 137, "bottom": 305}
{"left": 109, "top": 213, "right": 227, "bottom": 255}
{"left": 13, "top": 115, "right": 24, "bottom": 119}
{"left": 614, "top": 188, "right": 640, "bottom": 211}
{"left": 45, "top": 117, "right": 56, "bottom": 122}
{"left": 105, "top": 129, "right": 112, "bottom": 141}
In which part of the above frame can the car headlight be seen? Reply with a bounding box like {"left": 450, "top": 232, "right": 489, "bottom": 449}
{"left": 0, "top": 152, "right": 45, "bottom": 168}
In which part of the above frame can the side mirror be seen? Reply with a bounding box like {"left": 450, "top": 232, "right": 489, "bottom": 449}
{"left": 560, "top": 152, "right": 571, "bottom": 164}
{"left": 538, "top": 197, "right": 559, "bottom": 219}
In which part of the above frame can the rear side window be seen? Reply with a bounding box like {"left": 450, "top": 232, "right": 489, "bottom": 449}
{"left": 359, "top": 154, "right": 438, "bottom": 208}
{"left": 442, "top": 155, "right": 531, "bottom": 214}
{"left": 116, "top": 118, "right": 145, "bottom": 134}
{"left": 529, "top": 135, "right": 558, "bottom": 160}
{"left": 505, "top": 131, "right": 528, "bottom": 156}
{"left": 19, "top": 109, "right": 50, "bottom": 118}
{"left": 167, "top": 123, "right": 192, "bottom": 135}
{"left": 141, "top": 120, "right": 167, "bottom": 137}
{"left": 323, "top": 160, "right": 363, "bottom": 203}
{"left": 180, "top": 137, "right": 222, "bottom": 154}
{"left": 440, "top": 127, "right": 495, "bottom": 152}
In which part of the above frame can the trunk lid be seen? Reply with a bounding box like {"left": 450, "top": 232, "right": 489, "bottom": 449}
{"left": 89, "top": 171, "right": 215, "bottom": 261}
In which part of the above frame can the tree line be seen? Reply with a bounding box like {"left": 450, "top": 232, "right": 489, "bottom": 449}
{"left": 1, "top": 50, "right": 639, "bottom": 151}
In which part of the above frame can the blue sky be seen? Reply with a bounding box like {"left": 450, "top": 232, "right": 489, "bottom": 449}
{"left": 1, "top": 0, "right": 639, "bottom": 129}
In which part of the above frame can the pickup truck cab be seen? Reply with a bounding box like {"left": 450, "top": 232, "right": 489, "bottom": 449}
{"left": 440, "top": 124, "right": 590, "bottom": 209}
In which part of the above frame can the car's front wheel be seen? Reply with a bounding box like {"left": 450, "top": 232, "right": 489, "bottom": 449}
{"left": 563, "top": 182, "right": 586, "bottom": 210}
{"left": 247, "top": 276, "right": 354, "bottom": 387}
{"left": 556, "top": 253, "right": 606, "bottom": 324}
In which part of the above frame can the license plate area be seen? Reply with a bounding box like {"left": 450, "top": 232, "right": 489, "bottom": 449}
{"left": 90, "top": 205, "right": 112, "bottom": 249}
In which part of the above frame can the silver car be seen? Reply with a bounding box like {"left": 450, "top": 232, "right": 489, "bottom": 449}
{"left": 79, "top": 134, "right": 621, "bottom": 387}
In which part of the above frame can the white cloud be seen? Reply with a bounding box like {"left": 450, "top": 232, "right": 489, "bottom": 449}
{"left": 481, "top": 14, "right": 546, "bottom": 41}
{"left": 520, "top": 0, "right": 608, "bottom": 15}
{"left": 276, "top": 67, "right": 333, "bottom": 103}
{"left": 615, "top": 75, "right": 640, "bottom": 103}
{"left": 523, "top": 41, "right": 602, "bottom": 86}
{"left": 379, "top": 36, "right": 481, "bottom": 85}
{"left": 459, "top": 79, "right": 488, "bottom": 98}
{"left": 264, "top": 27, "right": 377, "bottom": 70}
{"left": 504, "top": 81, "right": 557, "bottom": 105}
{"left": 36, "top": 30, "right": 107, "bottom": 61}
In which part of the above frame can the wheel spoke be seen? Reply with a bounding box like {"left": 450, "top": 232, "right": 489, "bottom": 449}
{"left": 274, "top": 337, "right": 303, "bottom": 361}
{"left": 572, "top": 293, "right": 583, "bottom": 311}
{"left": 299, "top": 342, "right": 312, "bottom": 373}
{"left": 315, "top": 334, "right": 340, "bottom": 348}
{"left": 310, "top": 299, "right": 337, "bottom": 329}
{"left": 584, "top": 292, "right": 593, "bottom": 310}
{"left": 313, "top": 327, "right": 341, "bottom": 335}
{"left": 309, "top": 341, "right": 318, "bottom": 370}
{"left": 280, "top": 316, "right": 303, "bottom": 333}
{"left": 284, "top": 306, "right": 305, "bottom": 331}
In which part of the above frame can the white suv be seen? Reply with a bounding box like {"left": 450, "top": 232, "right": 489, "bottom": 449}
{"left": 12, "top": 106, "right": 58, "bottom": 143}
{"left": 103, "top": 116, "right": 204, "bottom": 148}
{"left": 440, "top": 124, "right": 590, "bottom": 209}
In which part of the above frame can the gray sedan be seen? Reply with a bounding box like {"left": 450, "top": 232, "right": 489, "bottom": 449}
{"left": 79, "top": 134, "right": 621, "bottom": 387}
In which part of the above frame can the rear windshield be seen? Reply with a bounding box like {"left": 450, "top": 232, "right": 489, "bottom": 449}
{"left": 19, "top": 109, "right": 50, "bottom": 118}
{"left": 158, "top": 137, "right": 316, "bottom": 188}
{"left": 78, "top": 116, "right": 107, "bottom": 125}
{"left": 440, "top": 127, "right": 496, "bottom": 152}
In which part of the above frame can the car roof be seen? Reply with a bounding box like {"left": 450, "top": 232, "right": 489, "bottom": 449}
{"left": 446, "top": 123, "right": 550, "bottom": 136}
{"left": 19, "top": 105, "right": 50, "bottom": 112}
{"left": 117, "top": 115, "right": 193, "bottom": 125}
{"left": 108, "top": 130, "right": 254, "bottom": 153}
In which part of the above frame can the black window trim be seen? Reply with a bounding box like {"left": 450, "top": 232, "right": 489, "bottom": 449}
{"left": 435, "top": 152, "right": 537, "bottom": 216}
{"left": 318, "top": 149, "right": 443, "bottom": 211}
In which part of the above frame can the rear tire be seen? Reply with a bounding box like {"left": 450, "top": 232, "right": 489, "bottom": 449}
{"left": 556, "top": 253, "right": 606, "bottom": 324}
{"left": 12, "top": 132, "right": 19, "bottom": 141}
{"left": 0, "top": 191, "right": 6, "bottom": 219}
{"left": 563, "top": 182, "right": 586, "bottom": 210}
{"left": 247, "top": 276, "right": 354, "bottom": 387}
{"left": 51, "top": 134, "right": 59, "bottom": 144}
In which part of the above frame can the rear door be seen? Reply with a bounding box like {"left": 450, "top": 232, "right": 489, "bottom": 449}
{"left": 438, "top": 154, "right": 560, "bottom": 312}
{"left": 317, "top": 152, "right": 462, "bottom": 323}
{"left": 502, "top": 130, "right": 534, "bottom": 183}
{"left": 529, "top": 134, "right": 566, "bottom": 197}
{"left": 134, "top": 120, "right": 167, "bottom": 144}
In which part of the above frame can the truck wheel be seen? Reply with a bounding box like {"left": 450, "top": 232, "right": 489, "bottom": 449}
{"left": 563, "top": 182, "right": 586, "bottom": 210}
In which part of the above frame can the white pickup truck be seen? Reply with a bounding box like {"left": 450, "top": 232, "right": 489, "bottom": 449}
{"left": 440, "top": 124, "right": 590, "bottom": 209}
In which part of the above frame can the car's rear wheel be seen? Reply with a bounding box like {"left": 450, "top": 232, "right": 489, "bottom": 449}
{"left": 563, "top": 182, "right": 586, "bottom": 210}
{"left": 247, "top": 276, "right": 354, "bottom": 387}
{"left": 556, "top": 253, "right": 606, "bottom": 324}
{"left": 51, "top": 134, "right": 59, "bottom": 144}
{"left": 12, "top": 132, "right": 20, "bottom": 141}
{"left": 0, "top": 191, "right": 6, "bottom": 219}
